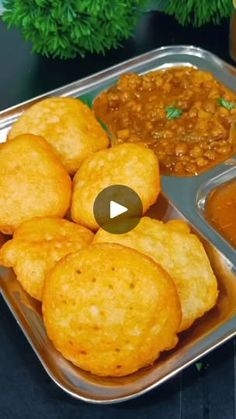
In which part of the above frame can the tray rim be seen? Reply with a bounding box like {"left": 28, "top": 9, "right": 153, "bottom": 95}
{"left": 0, "top": 44, "right": 235, "bottom": 119}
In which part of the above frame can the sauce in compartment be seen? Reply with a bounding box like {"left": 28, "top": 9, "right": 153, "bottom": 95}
{"left": 206, "top": 179, "right": 236, "bottom": 248}
{"left": 94, "top": 67, "right": 236, "bottom": 176}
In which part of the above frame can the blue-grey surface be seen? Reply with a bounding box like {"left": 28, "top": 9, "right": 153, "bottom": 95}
{"left": 0, "top": 10, "right": 236, "bottom": 419}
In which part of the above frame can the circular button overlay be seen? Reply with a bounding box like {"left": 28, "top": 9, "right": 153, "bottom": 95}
{"left": 93, "top": 185, "right": 143, "bottom": 234}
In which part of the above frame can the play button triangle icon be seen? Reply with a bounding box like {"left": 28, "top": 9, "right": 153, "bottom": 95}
{"left": 110, "top": 201, "right": 128, "bottom": 219}
{"left": 93, "top": 185, "right": 143, "bottom": 234}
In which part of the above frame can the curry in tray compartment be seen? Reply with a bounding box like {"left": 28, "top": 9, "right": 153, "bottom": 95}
{"left": 94, "top": 67, "right": 236, "bottom": 176}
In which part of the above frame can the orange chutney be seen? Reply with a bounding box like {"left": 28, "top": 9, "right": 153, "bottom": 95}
{"left": 205, "top": 179, "right": 236, "bottom": 248}
{"left": 94, "top": 67, "right": 236, "bottom": 176}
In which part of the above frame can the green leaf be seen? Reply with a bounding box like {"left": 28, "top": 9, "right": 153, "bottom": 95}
{"left": 2, "top": 0, "right": 149, "bottom": 59}
{"left": 166, "top": 106, "right": 183, "bottom": 120}
{"left": 97, "top": 118, "right": 114, "bottom": 142}
{"left": 80, "top": 95, "right": 92, "bottom": 108}
{"left": 218, "top": 97, "right": 236, "bottom": 111}
{"left": 165, "top": 0, "right": 233, "bottom": 27}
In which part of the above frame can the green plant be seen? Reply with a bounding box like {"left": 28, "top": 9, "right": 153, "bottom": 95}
{"left": 2, "top": 0, "right": 234, "bottom": 60}
{"left": 2, "top": 0, "right": 147, "bottom": 59}
{"left": 165, "top": 0, "right": 233, "bottom": 27}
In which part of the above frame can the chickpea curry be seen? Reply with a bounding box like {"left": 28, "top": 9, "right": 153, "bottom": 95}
{"left": 206, "top": 179, "right": 236, "bottom": 249}
{"left": 94, "top": 67, "right": 236, "bottom": 176}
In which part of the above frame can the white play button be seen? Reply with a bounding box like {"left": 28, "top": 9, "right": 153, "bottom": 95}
{"left": 93, "top": 185, "right": 143, "bottom": 234}
{"left": 109, "top": 200, "right": 128, "bottom": 219}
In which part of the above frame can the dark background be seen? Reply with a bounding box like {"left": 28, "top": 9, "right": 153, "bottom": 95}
{"left": 0, "top": 11, "right": 235, "bottom": 419}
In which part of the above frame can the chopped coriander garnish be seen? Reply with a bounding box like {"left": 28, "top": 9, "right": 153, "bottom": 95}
{"left": 166, "top": 106, "right": 183, "bottom": 120}
{"left": 218, "top": 97, "right": 235, "bottom": 111}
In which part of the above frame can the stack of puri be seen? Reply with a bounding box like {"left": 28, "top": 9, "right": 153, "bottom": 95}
{"left": 0, "top": 97, "right": 218, "bottom": 377}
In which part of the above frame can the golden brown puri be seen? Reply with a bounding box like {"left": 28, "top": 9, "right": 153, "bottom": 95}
{"left": 0, "top": 217, "right": 94, "bottom": 301}
{"left": 8, "top": 97, "right": 109, "bottom": 174}
{"left": 42, "top": 243, "right": 181, "bottom": 377}
{"left": 0, "top": 134, "right": 71, "bottom": 234}
{"left": 94, "top": 217, "right": 218, "bottom": 332}
{"left": 71, "top": 143, "right": 160, "bottom": 230}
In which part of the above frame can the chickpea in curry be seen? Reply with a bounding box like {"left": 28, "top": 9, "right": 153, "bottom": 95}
{"left": 94, "top": 67, "right": 236, "bottom": 176}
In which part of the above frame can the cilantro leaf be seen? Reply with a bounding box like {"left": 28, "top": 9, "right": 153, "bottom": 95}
{"left": 166, "top": 106, "right": 183, "bottom": 120}
{"left": 218, "top": 97, "right": 235, "bottom": 111}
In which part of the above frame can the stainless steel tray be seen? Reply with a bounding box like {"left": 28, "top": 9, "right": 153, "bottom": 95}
{"left": 0, "top": 45, "right": 236, "bottom": 404}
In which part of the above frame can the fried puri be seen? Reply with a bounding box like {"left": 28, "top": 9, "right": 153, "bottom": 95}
{"left": 42, "top": 243, "right": 181, "bottom": 377}
{"left": 94, "top": 217, "right": 218, "bottom": 331}
{"left": 8, "top": 97, "right": 109, "bottom": 174}
{"left": 0, "top": 134, "right": 71, "bottom": 234}
{"left": 71, "top": 143, "right": 160, "bottom": 230}
{"left": 0, "top": 217, "right": 94, "bottom": 301}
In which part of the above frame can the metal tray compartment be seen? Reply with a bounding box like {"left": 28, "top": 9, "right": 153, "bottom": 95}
{"left": 0, "top": 45, "right": 236, "bottom": 403}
